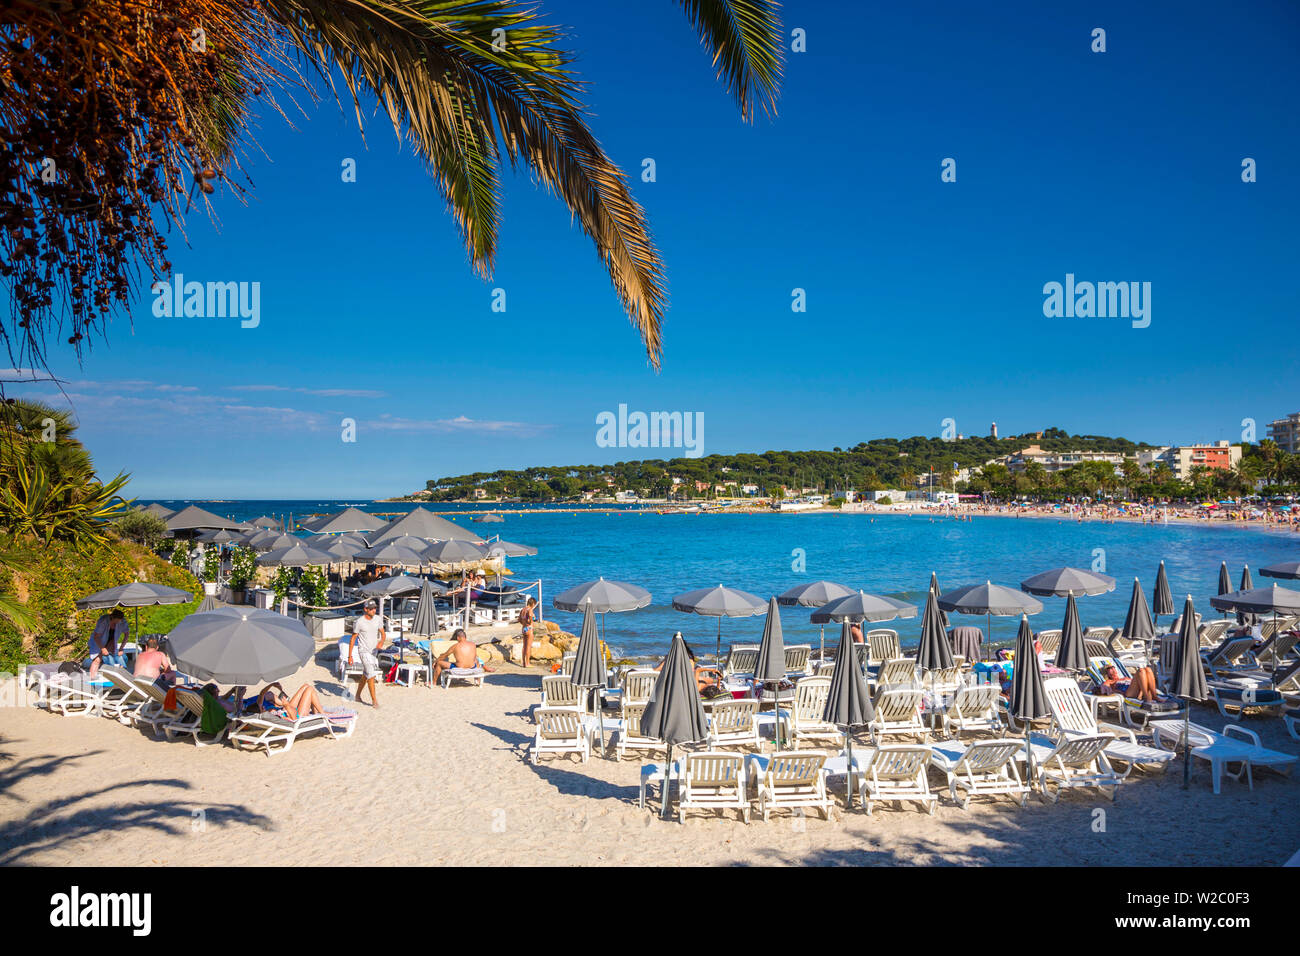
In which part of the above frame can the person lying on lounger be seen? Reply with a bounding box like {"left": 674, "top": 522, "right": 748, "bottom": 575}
{"left": 250, "top": 681, "right": 329, "bottom": 720}
{"left": 655, "top": 640, "right": 721, "bottom": 694}
{"left": 1096, "top": 664, "right": 1161, "bottom": 702}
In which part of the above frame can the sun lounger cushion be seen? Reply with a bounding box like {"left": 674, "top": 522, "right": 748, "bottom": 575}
{"left": 1213, "top": 686, "right": 1284, "bottom": 707}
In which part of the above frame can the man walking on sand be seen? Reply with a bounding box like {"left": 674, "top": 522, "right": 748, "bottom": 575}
{"left": 347, "top": 599, "right": 386, "bottom": 707}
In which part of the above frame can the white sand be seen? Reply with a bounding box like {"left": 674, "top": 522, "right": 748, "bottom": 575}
{"left": 2, "top": 658, "right": 1296, "bottom": 866}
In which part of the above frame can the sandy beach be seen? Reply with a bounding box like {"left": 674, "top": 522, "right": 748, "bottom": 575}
{"left": 3, "top": 654, "right": 1296, "bottom": 867}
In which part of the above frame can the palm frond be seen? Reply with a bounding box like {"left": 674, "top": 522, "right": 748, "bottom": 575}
{"left": 675, "top": 0, "right": 784, "bottom": 121}
{"left": 259, "top": 0, "right": 666, "bottom": 365}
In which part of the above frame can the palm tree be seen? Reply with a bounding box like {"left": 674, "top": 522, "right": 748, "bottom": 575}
{"left": 1, "top": 1, "right": 784, "bottom": 372}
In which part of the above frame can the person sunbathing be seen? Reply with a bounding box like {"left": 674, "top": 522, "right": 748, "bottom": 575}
{"left": 654, "top": 641, "right": 720, "bottom": 694}
{"left": 252, "top": 681, "right": 328, "bottom": 720}
{"left": 1097, "top": 664, "right": 1161, "bottom": 702}
{"left": 433, "top": 628, "right": 486, "bottom": 685}
{"left": 133, "top": 637, "right": 175, "bottom": 686}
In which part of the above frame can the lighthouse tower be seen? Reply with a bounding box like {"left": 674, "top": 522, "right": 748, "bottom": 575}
{"left": 990, "top": 422, "right": 998, "bottom": 439}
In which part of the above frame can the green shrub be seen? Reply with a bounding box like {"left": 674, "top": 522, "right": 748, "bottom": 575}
{"left": 113, "top": 510, "right": 169, "bottom": 549}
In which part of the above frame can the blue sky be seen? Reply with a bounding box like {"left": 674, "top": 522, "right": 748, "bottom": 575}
{"left": 7, "top": 0, "right": 1300, "bottom": 498}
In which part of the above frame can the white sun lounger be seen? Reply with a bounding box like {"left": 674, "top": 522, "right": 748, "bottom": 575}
{"left": 747, "top": 751, "right": 835, "bottom": 821}
{"left": 678, "top": 752, "right": 749, "bottom": 823}
{"left": 1043, "top": 676, "right": 1175, "bottom": 777}
{"left": 788, "top": 677, "right": 842, "bottom": 750}
{"left": 858, "top": 745, "right": 937, "bottom": 815}
{"left": 530, "top": 708, "right": 596, "bottom": 764}
{"left": 1150, "top": 719, "right": 1297, "bottom": 794}
{"left": 939, "top": 684, "right": 1004, "bottom": 739}
{"left": 615, "top": 702, "right": 668, "bottom": 760}
{"left": 869, "top": 687, "right": 927, "bottom": 743}
{"left": 1030, "top": 732, "right": 1123, "bottom": 803}
{"left": 164, "top": 687, "right": 229, "bottom": 746}
{"left": 228, "top": 708, "right": 357, "bottom": 755}
{"left": 930, "top": 739, "right": 1029, "bottom": 809}
{"left": 705, "top": 698, "right": 761, "bottom": 750}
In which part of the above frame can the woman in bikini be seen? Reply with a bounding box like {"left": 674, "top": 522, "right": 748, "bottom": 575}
{"left": 254, "top": 681, "right": 328, "bottom": 720}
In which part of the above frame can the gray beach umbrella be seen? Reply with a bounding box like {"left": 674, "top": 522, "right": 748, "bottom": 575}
{"left": 1119, "top": 577, "right": 1156, "bottom": 645}
{"left": 640, "top": 632, "right": 708, "bottom": 819}
{"left": 197, "top": 593, "right": 220, "bottom": 613}
{"left": 76, "top": 581, "right": 194, "bottom": 635}
{"left": 753, "top": 597, "right": 788, "bottom": 744}
{"left": 938, "top": 582, "right": 1043, "bottom": 660}
{"left": 301, "top": 506, "right": 385, "bottom": 534}
{"left": 195, "top": 528, "right": 240, "bottom": 545}
{"left": 570, "top": 602, "right": 607, "bottom": 751}
{"left": 1008, "top": 614, "right": 1050, "bottom": 777}
{"left": 370, "top": 506, "right": 480, "bottom": 544}
{"left": 141, "top": 502, "right": 174, "bottom": 520}
{"left": 811, "top": 591, "right": 918, "bottom": 624}
{"left": 164, "top": 504, "right": 245, "bottom": 533}
{"left": 309, "top": 535, "right": 370, "bottom": 561}
{"left": 822, "top": 622, "right": 874, "bottom": 808}
{"left": 251, "top": 532, "right": 298, "bottom": 552}
{"left": 483, "top": 539, "right": 538, "bottom": 558}
{"left": 422, "top": 538, "right": 488, "bottom": 564}
{"left": 1208, "top": 583, "right": 1300, "bottom": 616}
{"left": 1055, "top": 592, "right": 1088, "bottom": 673}
{"left": 250, "top": 515, "right": 281, "bottom": 530}
{"left": 1217, "top": 562, "right": 1233, "bottom": 604}
{"left": 359, "top": 574, "right": 425, "bottom": 599}
{"left": 1153, "top": 561, "right": 1174, "bottom": 621}
{"left": 355, "top": 539, "right": 429, "bottom": 567}
{"left": 166, "top": 606, "right": 314, "bottom": 685}
{"left": 554, "top": 578, "right": 651, "bottom": 646}
{"left": 1170, "top": 594, "right": 1209, "bottom": 789}
{"left": 1020, "top": 566, "right": 1116, "bottom": 597}
{"left": 256, "top": 542, "right": 335, "bottom": 567}
{"left": 916, "top": 587, "right": 955, "bottom": 672}
{"left": 1260, "top": 561, "right": 1300, "bottom": 581}
{"left": 671, "top": 584, "right": 766, "bottom": 659}
{"left": 777, "top": 580, "right": 855, "bottom": 660}
{"left": 777, "top": 580, "right": 855, "bottom": 607}
{"left": 553, "top": 578, "right": 651, "bottom": 613}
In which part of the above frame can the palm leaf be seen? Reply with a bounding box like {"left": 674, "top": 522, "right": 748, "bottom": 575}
{"left": 260, "top": 0, "right": 666, "bottom": 366}
{"left": 675, "top": 0, "right": 784, "bottom": 121}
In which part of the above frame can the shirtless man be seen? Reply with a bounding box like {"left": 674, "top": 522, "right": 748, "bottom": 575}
{"left": 432, "top": 628, "right": 484, "bottom": 686}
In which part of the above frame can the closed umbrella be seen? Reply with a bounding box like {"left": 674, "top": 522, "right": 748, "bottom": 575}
{"left": 1217, "top": 562, "right": 1233, "bottom": 628}
{"left": 1119, "top": 577, "right": 1156, "bottom": 653}
{"left": 930, "top": 572, "right": 950, "bottom": 629}
{"left": 1008, "top": 614, "right": 1050, "bottom": 779}
{"left": 821, "top": 621, "right": 874, "bottom": 808}
{"left": 938, "top": 582, "right": 1042, "bottom": 660}
{"left": 1170, "top": 594, "right": 1209, "bottom": 789}
{"left": 777, "top": 580, "right": 854, "bottom": 660}
{"left": 1153, "top": 561, "right": 1174, "bottom": 625}
{"left": 570, "top": 603, "right": 607, "bottom": 751}
{"left": 76, "top": 581, "right": 194, "bottom": 637}
{"left": 166, "top": 606, "right": 314, "bottom": 684}
{"left": 916, "top": 588, "right": 955, "bottom": 672}
{"left": 1055, "top": 592, "right": 1087, "bottom": 672}
{"left": 640, "top": 632, "right": 708, "bottom": 819}
{"left": 753, "top": 596, "right": 787, "bottom": 745}
{"left": 409, "top": 578, "right": 446, "bottom": 637}
{"left": 197, "top": 594, "right": 220, "bottom": 613}
{"left": 1238, "top": 566, "right": 1258, "bottom": 627}
{"left": 671, "top": 584, "right": 766, "bottom": 660}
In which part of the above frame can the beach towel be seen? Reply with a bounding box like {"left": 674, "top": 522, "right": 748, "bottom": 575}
{"left": 164, "top": 687, "right": 178, "bottom": 711}
{"left": 200, "top": 690, "right": 229, "bottom": 736}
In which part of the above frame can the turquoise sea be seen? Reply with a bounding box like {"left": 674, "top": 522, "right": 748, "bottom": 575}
{"left": 147, "top": 500, "right": 1300, "bottom": 660}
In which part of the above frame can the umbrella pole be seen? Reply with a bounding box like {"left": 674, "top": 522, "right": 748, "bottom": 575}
{"left": 845, "top": 730, "right": 854, "bottom": 809}
{"left": 662, "top": 742, "right": 673, "bottom": 820}
{"left": 1182, "top": 700, "right": 1191, "bottom": 790}
{"left": 716, "top": 618, "right": 721, "bottom": 662}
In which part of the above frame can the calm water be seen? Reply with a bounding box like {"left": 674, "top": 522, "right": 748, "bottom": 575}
{"left": 150, "top": 500, "right": 1300, "bottom": 660}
